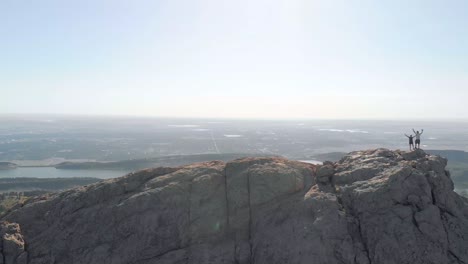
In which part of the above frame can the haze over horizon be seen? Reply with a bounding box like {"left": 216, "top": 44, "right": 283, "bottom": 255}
{"left": 2, "top": 0, "right": 467, "bottom": 119}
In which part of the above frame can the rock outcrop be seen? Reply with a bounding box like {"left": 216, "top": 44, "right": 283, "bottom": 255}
{"left": 1, "top": 149, "right": 468, "bottom": 264}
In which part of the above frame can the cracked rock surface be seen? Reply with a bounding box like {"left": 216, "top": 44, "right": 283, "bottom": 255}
{"left": 1, "top": 149, "right": 468, "bottom": 264}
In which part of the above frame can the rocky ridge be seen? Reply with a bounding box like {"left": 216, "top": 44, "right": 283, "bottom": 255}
{"left": 1, "top": 149, "right": 468, "bottom": 264}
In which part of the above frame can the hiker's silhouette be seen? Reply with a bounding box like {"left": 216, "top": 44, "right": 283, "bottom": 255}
{"left": 413, "top": 129, "right": 424, "bottom": 149}
{"left": 405, "top": 134, "right": 415, "bottom": 151}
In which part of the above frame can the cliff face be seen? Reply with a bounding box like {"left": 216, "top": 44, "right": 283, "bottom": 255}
{"left": 1, "top": 149, "right": 468, "bottom": 264}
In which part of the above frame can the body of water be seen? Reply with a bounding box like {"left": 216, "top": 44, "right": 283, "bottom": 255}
{"left": 299, "top": 160, "right": 323, "bottom": 165}
{"left": 0, "top": 167, "right": 130, "bottom": 179}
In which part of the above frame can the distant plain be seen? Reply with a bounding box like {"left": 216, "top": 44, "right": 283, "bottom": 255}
{"left": 1, "top": 115, "right": 468, "bottom": 193}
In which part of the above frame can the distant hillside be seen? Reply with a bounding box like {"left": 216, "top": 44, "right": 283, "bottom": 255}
{"left": 0, "top": 162, "right": 17, "bottom": 170}
{"left": 309, "top": 152, "right": 346, "bottom": 162}
{"left": 427, "top": 149, "right": 468, "bottom": 163}
{"left": 0, "top": 177, "right": 101, "bottom": 193}
{"left": 0, "top": 178, "right": 102, "bottom": 216}
{"left": 55, "top": 153, "right": 276, "bottom": 170}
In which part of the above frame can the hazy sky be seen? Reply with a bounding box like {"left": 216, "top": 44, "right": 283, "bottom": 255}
{"left": 1, "top": 0, "right": 467, "bottom": 119}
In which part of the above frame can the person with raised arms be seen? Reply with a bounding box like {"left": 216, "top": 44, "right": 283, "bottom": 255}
{"left": 405, "top": 133, "right": 415, "bottom": 151}
{"left": 412, "top": 129, "right": 424, "bottom": 149}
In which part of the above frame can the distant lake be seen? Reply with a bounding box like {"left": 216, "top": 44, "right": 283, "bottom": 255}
{"left": 0, "top": 167, "right": 130, "bottom": 179}
{"left": 299, "top": 160, "right": 323, "bottom": 165}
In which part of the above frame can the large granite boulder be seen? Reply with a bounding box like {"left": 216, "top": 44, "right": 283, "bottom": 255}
{"left": 1, "top": 149, "right": 468, "bottom": 264}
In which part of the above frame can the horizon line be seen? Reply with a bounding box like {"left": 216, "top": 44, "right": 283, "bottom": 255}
{"left": 1, "top": 112, "right": 468, "bottom": 123}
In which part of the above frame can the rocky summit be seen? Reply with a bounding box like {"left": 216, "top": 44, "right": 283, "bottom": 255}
{"left": 1, "top": 149, "right": 468, "bottom": 264}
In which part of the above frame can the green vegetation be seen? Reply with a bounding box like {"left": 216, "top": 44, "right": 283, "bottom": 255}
{"left": 0, "top": 193, "right": 30, "bottom": 214}
{"left": 0, "top": 178, "right": 102, "bottom": 215}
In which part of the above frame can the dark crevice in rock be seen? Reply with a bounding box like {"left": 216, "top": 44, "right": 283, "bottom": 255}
{"left": 338, "top": 193, "right": 371, "bottom": 264}
{"left": 401, "top": 171, "right": 414, "bottom": 185}
{"left": 440, "top": 211, "right": 464, "bottom": 264}
{"left": 187, "top": 179, "right": 193, "bottom": 246}
{"left": 246, "top": 171, "right": 254, "bottom": 264}
{"left": 223, "top": 166, "right": 237, "bottom": 264}
{"left": 355, "top": 214, "right": 371, "bottom": 264}
{"left": 1, "top": 237, "right": 5, "bottom": 264}
{"left": 223, "top": 166, "right": 230, "bottom": 232}
{"left": 428, "top": 181, "right": 438, "bottom": 206}
{"left": 330, "top": 174, "right": 337, "bottom": 194}
{"left": 336, "top": 195, "right": 344, "bottom": 208}
{"left": 315, "top": 167, "right": 337, "bottom": 194}
{"left": 70, "top": 205, "right": 87, "bottom": 215}
{"left": 412, "top": 212, "right": 421, "bottom": 233}
{"left": 338, "top": 192, "right": 371, "bottom": 264}
{"left": 439, "top": 206, "right": 456, "bottom": 217}
{"left": 234, "top": 244, "right": 240, "bottom": 264}
{"left": 393, "top": 201, "right": 412, "bottom": 207}
{"left": 114, "top": 168, "right": 181, "bottom": 205}
{"left": 448, "top": 250, "right": 465, "bottom": 264}
{"left": 136, "top": 246, "right": 188, "bottom": 263}
{"left": 445, "top": 170, "right": 451, "bottom": 178}
{"left": 424, "top": 171, "right": 458, "bottom": 216}
{"left": 24, "top": 240, "right": 30, "bottom": 264}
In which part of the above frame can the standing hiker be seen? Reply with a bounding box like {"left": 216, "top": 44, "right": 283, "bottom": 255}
{"left": 412, "top": 129, "right": 424, "bottom": 149}
{"left": 405, "top": 133, "right": 415, "bottom": 151}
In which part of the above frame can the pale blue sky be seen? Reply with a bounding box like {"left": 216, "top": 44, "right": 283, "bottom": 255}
{"left": 1, "top": 0, "right": 467, "bottom": 119}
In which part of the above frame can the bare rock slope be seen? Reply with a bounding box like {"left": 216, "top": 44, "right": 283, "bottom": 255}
{"left": 2, "top": 149, "right": 468, "bottom": 264}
